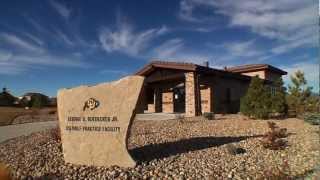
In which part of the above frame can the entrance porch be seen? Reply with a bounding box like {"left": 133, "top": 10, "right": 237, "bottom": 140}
{"left": 140, "top": 71, "right": 213, "bottom": 117}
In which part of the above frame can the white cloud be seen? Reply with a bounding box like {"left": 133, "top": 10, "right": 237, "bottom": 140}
{"left": 99, "top": 69, "right": 128, "bottom": 76}
{"left": 98, "top": 19, "right": 168, "bottom": 57}
{"left": 0, "top": 52, "right": 89, "bottom": 75}
{"left": 281, "top": 61, "right": 319, "bottom": 93}
{"left": 156, "top": 25, "right": 170, "bottom": 35}
{"left": 12, "top": 55, "right": 88, "bottom": 67}
{"left": 179, "top": 0, "right": 318, "bottom": 55}
{"left": 0, "top": 50, "right": 12, "bottom": 61}
{"left": 204, "top": 39, "right": 266, "bottom": 64}
{"left": 150, "top": 38, "right": 211, "bottom": 64}
{"left": 23, "top": 33, "right": 44, "bottom": 46}
{"left": 0, "top": 61, "right": 25, "bottom": 75}
{"left": 49, "top": 0, "right": 71, "bottom": 19}
{"left": 0, "top": 32, "right": 88, "bottom": 75}
{"left": 0, "top": 33, "right": 44, "bottom": 54}
{"left": 55, "top": 29, "right": 74, "bottom": 46}
{"left": 222, "top": 40, "right": 262, "bottom": 57}
{"left": 178, "top": 0, "right": 201, "bottom": 22}
{"left": 151, "top": 38, "right": 184, "bottom": 59}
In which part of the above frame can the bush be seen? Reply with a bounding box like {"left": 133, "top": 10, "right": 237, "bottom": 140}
{"left": 203, "top": 112, "right": 214, "bottom": 120}
{"left": 240, "top": 76, "right": 271, "bottom": 119}
{"left": 270, "top": 78, "right": 287, "bottom": 115}
{"left": 286, "top": 70, "right": 318, "bottom": 115}
{"left": 261, "top": 122, "right": 288, "bottom": 150}
{"left": 304, "top": 113, "right": 320, "bottom": 125}
{"left": 262, "top": 158, "right": 293, "bottom": 180}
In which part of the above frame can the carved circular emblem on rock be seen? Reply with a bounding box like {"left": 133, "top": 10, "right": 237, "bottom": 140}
{"left": 83, "top": 98, "right": 99, "bottom": 111}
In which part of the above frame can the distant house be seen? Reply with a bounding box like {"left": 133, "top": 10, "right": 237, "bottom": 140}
{"left": 135, "top": 61, "right": 287, "bottom": 117}
{"left": 0, "top": 88, "right": 17, "bottom": 106}
{"left": 20, "top": 92, "right": 50, "bottom": 107}
{"left": 48, "top": 97, "right": 57, "bottom": 107}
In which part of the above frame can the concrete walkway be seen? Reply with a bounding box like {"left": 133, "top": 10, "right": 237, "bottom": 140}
{"left": 135, "top": 113, "right": 184, "bottom": 121}
{"left": 0, "top": 121, "right": 58, "bottom": 143}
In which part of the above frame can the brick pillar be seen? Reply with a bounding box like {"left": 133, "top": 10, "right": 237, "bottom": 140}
{"left": 162, "top": 91, "right": 173, "bottom": 113}
{"left": 185, "top": 72, "right": 200, "bottom": 117}
{"left": 200, "top": 87, "right": 211, "bottom": 113}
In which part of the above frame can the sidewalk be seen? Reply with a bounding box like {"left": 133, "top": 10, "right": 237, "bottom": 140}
{"left": 0, "top": 121, "right": 58, "bottom": 143}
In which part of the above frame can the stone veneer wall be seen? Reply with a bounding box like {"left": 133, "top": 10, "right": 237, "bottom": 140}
{"left": 162, "top": 92, "right": 173, "bottom": 113}
{"left": 185, "top": 72, "right": 200, "bottom": 117}
{"left": 200, "top": 86, "right": 211, "bottom": 113}
{"left": 147, "top": 104, "right": 155, "bottom": 113}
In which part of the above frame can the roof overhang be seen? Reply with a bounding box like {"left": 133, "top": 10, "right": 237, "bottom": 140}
{"left": 227, "top": 64, "right": 287, "bottom": 75}
{"left": 135, "top": 61, "right": 198, "bottom": 76}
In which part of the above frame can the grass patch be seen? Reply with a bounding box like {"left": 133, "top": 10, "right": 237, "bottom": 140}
{"left": 0, "top": 107, "right": 56, "bottom": 126}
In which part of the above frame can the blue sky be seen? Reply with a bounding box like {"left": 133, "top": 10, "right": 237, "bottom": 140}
{"left": 0, "top": 0, "right": 318, "bottom": 96}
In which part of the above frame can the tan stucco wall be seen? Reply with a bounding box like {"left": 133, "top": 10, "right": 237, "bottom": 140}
{"left": 241, "top": 71, "right": 266, "bottom": 79}
{"left": 200, "top": 75, "right": 250, "bottom": 114}
{"left": 265, "top": 71, "right": 281, "bottom": 81}
{"left": 241, "top": 70, "right": 282, "bottom": 81}
{"left": 200, "top": 86, "right": 211, "bottom": 113}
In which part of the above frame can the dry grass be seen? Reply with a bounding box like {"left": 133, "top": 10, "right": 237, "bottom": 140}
{"left": 0, "top": 107, "right": 56, "bottom": 126}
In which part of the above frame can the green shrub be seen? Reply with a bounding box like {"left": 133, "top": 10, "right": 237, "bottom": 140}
{"left": 30, "top": 94, "right": 49, "bottom": 108}
{"left": 241, "top": 76, "right": 287, "bottom": 119}
{"left": 286, "top": 70, "right": 317, "bottom": 115}
{"left": 304, "top": 113, "right": 320, "bottom": 125}
{"left": 240, "top": 76, "right": 271, "bottom": 119}
{"left": 270, "top": 78, "right": 287, "bottom": 114}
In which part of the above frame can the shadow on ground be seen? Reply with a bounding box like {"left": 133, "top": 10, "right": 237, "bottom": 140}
{"left": 130, "top": 135, "right": 263, "bottom": 162}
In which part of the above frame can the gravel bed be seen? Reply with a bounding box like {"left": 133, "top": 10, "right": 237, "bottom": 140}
{"left": 0, "top": 115, "right": 319, "bottom": 179}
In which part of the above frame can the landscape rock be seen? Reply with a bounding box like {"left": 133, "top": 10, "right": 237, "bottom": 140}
{"left": 0, "top": 116, "right": 319, "bottom": 179}
{"left": 57, "top": 76, "right": 144, "bottom": 167}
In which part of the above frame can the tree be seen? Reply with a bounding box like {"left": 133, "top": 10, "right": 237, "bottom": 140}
{"left": 287, "top": 70, "right": 312, "bottom": 114}
{"left": 30, "top": 94, "right": 49, "bottom": 108}
{"left": 240, "top": 76, "right": 271, "bottom": 119}
{"left": 31, "top": 96, "right": 42, "bottom": 108}
{"left": 270, "top": 77, "right": 287, "bottom": 114}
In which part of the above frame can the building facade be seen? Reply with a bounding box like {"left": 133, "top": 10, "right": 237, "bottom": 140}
{"left": 135, "top": 61, "right": 287, "bottom": 117}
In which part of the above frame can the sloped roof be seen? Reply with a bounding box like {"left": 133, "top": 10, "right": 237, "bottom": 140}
{"left": 135, "top": 61, "right": 199, "bottom": 76}
{"left": 226, "top": 64, "right": 287, "bottom": 75}
{"left": 23, "top": 92, "right": 47, "bottom": 97}
{"left": 0, "top": 91, "right": 17, "bottom": 105}
{"left": 134, "top": 60, "right": 252, "bottom": 81}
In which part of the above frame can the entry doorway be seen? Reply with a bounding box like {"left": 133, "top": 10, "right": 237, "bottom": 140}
{"left": 173, "top": 87, "right": 185, "bottom": 113}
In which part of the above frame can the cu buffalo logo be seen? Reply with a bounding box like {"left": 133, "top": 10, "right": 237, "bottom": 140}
{"left": 83, "top": 98, "right": 99, "bottom": 111}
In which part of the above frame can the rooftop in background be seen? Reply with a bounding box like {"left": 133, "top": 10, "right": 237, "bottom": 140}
{"left": 23, "top": 92, "right": 48, "bottom": 97}
{"left": 225, "top": 64, "right": 287, "bottom": 75}
{"left": 135, "top": 61, "right": 287, "bottom": 76}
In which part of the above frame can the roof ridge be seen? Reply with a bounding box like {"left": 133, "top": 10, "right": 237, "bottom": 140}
{"left": 226, "top": 64, "right": 267, "bottom": 69}
{"left": 150, "top": 60, "right": 197, "bottom": 66}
